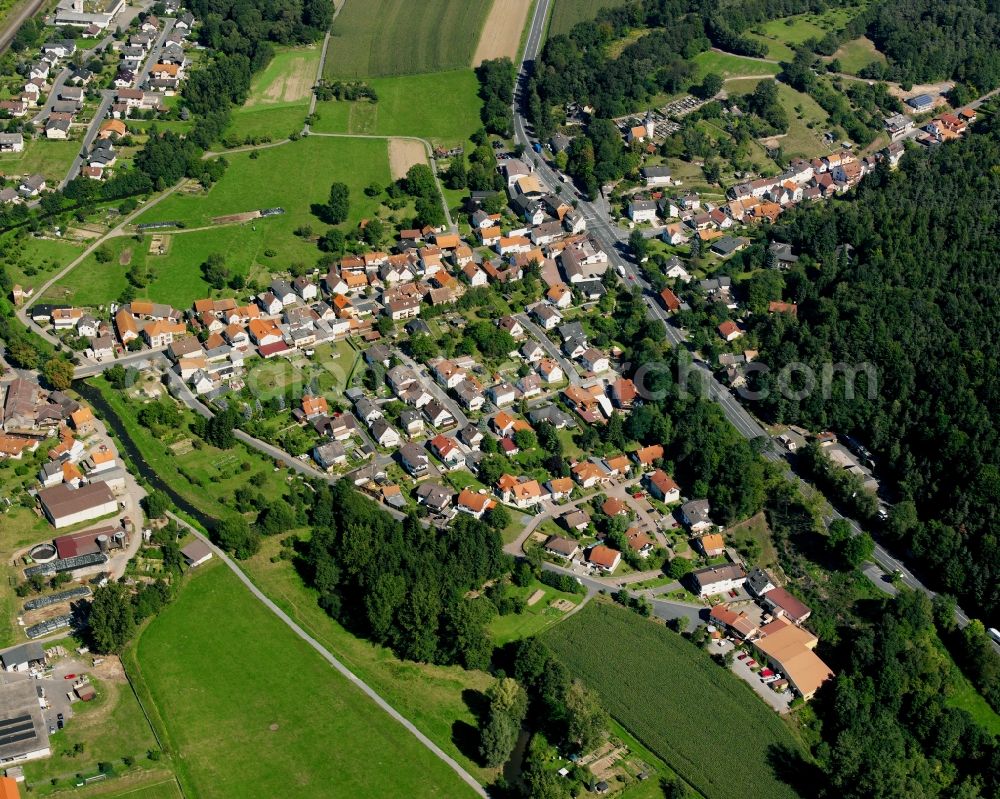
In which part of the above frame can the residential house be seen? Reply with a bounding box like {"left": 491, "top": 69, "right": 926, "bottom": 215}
{"left": 313, "top": 441, "right": 347, "bottom": 470}
{"left": 587, "top": 544, "right": 621, "bottom": 573}
{"left": 456, "top": 488, "right": 496, "bottom": 519}
{"left": 698, "top": 532, "right": 725, "bottom": 558}
{"left": 761, "top": 587, "right": 812, "bottom": 624}
{"left": 680, "top": 499, "right": 713, "bottom": 533}
{"left": 647, "top": 469, "right": 680, "bottom": 503}
{"left": 544, "top": 535, "right": 579, "bottom": 560}
{"left": 370, "top": 420, "right": 401, "bottom": 449}
{"left": 416, "top": 482, "right": 454, "bottom": 514}
{"left": 634, "top": 444, "right": 663, "bottom": 469}
{"left": 399, "top": 442, "right": 429, "bottom": 476}
{"left": 688, "top": 564, "right": 746, "bottom": 597}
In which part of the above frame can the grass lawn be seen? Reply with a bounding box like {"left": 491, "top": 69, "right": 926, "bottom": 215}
{"left": 832, "top": 36, "right": 886, "bottom": 74}
{"left": 312, "top": 70, "right": 481, "bottom": 146}
{"left": 106, "top": 781, "right": 183, "bottom": 799}
{"left": 487, "top": 579, "right": 583, "bottom": 645}
{"left": 43, "top": 225, "right": 283, "bottom": 310}
{"left": 691, "top": 50, "right": 779, "bottom": 81}
{"left": 325, "top": 0, "right": 492, "bottom": 78}
{"left": 61, "top": 137, "right": 395, "bottom": 307}
{"left": 227, "top": 45, "right": 323, "bottom": 142}
{"left": 724, "top": 511, "right": 779, "bottom": 571}
{"left": 243, "top": 535, "right": 500, "bottom": 786}
{"left": 0, "top": 139, "right": 78, "bottom": 184}
{"left": 23, "top": 674, "right": 163, "bottom": 795}
{"left": 547, "top": 0, "right": 630, "bottom": 37}
{"left": 544, "top": 601, "right": 803, "bottom": 799}
{"left": 127, "top": 561, "right": 482, "bottom": 798}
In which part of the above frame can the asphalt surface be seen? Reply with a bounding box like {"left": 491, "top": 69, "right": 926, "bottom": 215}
{"left": 511, "top": 0, "right": 991, "bottom": 642}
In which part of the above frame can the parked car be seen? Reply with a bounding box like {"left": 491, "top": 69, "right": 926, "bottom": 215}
{"left": 57, "top": 713, "right": 64, "bottom": 729}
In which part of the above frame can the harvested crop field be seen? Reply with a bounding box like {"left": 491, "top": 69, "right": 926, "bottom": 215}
{"left": 388, "top": 138, "right": 427, "bottom": 179}
{"left": 473, "top": 0, "right": 532, "bottom": 64}
{"left": 245, "top": 46, "right": 319, "bottom": 106}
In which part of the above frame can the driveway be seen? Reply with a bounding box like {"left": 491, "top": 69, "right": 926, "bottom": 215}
{"left": 717, "top": 639, "right": 793, "bottom": 713}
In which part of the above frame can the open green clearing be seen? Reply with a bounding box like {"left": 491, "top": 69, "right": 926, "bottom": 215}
{"left": 43, "top": 225, "right": 281, "bottom": 310}
{"left": 324, "top": 0, "right": 492, "bottom": 78}
{"left": 107, "top": 781, "right": 183, "bottom": 799}
{"left": 23, "top": 675, "right": 162, "bottom": 795}
{"left": 0, "top": 139, "right": 78, "bottom": 184}
{"left": 724, "top": 78, "right": 831, "bottom": 158}
{"left": 544, "top": 601, "right": 803, "bottom": 799}
{"left": 66, "top": 137, "right": 394, "bottom": 307}
{"left": 832, "top": 36, "right": 886, "bottom": 74}
{"left": 691, "top": 50, "right": 780, "bottom": 81}
{"left": 128, "top": 561, "right": 479, "bottom": 798}
{"left": 138, "top": 137, "right": 390, "bottom": 230}
{"left": 487, "top": 578, "right": 583, "bottom": 645}
{"left": 244, "top": 534, "right": 499, "bottom": 786}
{"left": 547, "top": 0, "right": 630, "bottom": 37}
{"left": 745, "top": 8, "right": 862, "bottom": 61}
{"left": 313, "top": 70, "right": 482, "bottom": 146}
{"left": 227, "top": 45, "right": 322, "bottom": 142}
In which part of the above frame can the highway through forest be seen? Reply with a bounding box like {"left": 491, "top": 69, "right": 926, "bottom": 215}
{"left": 512, "top": 0, "right": 990, "bottom": 643}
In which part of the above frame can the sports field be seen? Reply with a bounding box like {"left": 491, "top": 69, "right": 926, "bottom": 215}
{"left": 324, "top": 0, "right": 492, "bottom": 78}
{"left": 227, "top": 45, "right": 321, "bottom": 142}
{"left": 312, "top": 70, "right": 482, "bottom": 146}
{"left": 544, "top": 602, "right": 803, "bottom": 799}
{"left": 128, "top": 562, "right": 480, "bottom": 798}
{"left": 547, "top": 0, "right": 630, "bottom": 37}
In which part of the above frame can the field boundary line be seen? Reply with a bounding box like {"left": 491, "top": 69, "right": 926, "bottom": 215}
{"left": 165, "top": 512, "right": 488, "bottom": 798}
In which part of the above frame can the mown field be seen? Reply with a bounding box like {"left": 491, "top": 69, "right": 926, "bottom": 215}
{"left": 312, "top": 70, "right": 482, "bottom": 146}
{"left": 243, "top": 534, "right": 500, "bottom": 786}
{"left": 22, "top": 673, "right": 164, "bottom": 796}
{"left": 691, "top": 50, "right": 780, "bottom": 80}
{"left": 127, "top": 561, "right": 481, "bottom": 798}
{"left": 547, "top": 0, "right": 631, "bottom": 37}
{"left": 324, "top": 0, "right": 493, "bottom": 78}
{"left": 62, "top": 137, "right": 393, "bottom": 307}
{"left": 227, "top": 45, "right": 322, "bottom": 142}
{"left": 544, "top": 601, "right": 803, "bottom": 799}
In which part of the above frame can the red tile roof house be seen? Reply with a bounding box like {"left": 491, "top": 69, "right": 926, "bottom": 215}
{"left": 718, "top": 320, "right": 742, "bottom": 342}
{"left": 587, "top": 544, "right": 621, "bottom": 573}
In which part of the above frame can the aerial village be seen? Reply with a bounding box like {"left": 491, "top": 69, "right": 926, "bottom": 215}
{"left": 5, "top": 107, "right": 860, "bottom": 712}
{"left": 0, "top": 0, "right": 193, "bottom": 202}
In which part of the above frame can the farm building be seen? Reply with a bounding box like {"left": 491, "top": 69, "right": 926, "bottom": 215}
{"left": 181, "top": 540, "right": 213, "bottom": 568}
{"left": 753, "top": 617, "right": 833, "bottom": 700}
{"left": 37, "top": 482, "right": 118, "bottom": 529}
{"left": 0, "top": 680, "right": 50, "bottom": 763}
{"left": 0, "top": 644, "right": 45, "bottom": 673}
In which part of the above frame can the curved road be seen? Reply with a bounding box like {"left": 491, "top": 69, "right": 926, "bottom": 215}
{"left": 165, "top": 511, "right": 487, "bottom": 799}
{"left": 513, "top": 0, "right": 990, "bottom": 642}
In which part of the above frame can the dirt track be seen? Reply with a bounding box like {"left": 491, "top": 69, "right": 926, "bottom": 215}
{"left": 388, "top": 138, "right": 427, "bottom": 180}
{"left": 473, "top": 0, "right": 532, "bottom": 64}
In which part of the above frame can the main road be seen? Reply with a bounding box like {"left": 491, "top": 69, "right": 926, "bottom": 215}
{"left": 512, "top": 0, "right": 986, "bottom": 640}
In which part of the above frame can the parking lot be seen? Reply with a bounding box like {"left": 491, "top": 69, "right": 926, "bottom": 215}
{"left": 714, "top": 639, "right": 793, "bottom": 713}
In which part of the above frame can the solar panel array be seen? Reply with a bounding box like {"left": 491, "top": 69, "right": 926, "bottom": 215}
{"left": 0, "top": 713, "right": 37, "bottom": 749}
{"left": 25, "top": 615, "right": 71, "bottom": 639}
{"left": 23, "top": 586, "right": 91, "bottom": 611}
{"left": 24, "top": 552, "right": 107, "bottom": 578}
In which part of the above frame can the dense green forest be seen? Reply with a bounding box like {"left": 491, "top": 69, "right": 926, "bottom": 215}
{"left": 300, "top": 481, "right": 508, "bottom": 669}
{"left": 753, "top": 116, "right": 1000, "bottom": 619}
{"left": 863, "top": 0, "right": 1000, "bottom": 93}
